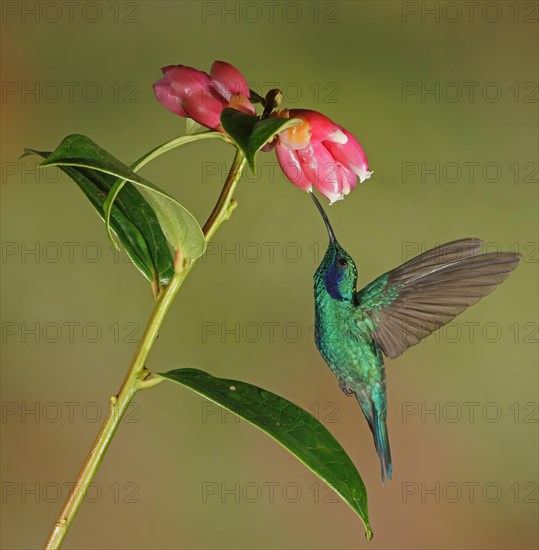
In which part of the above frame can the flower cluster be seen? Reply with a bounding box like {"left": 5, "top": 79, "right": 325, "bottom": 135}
{"left": 153, "top": 61, "right": 254, "bottom": 131}
{"left": 154, "top": 61, "right": 372, "bottom": 202}
{"left": 271, "top": 109, "right": 372, "bottom": 203}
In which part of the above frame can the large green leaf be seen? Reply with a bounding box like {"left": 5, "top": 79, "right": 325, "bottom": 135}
{"left": 24, "top": 146, "right": 174, "bottom": 286}
{"left": 38, "top": 134, "right": 206, "bottom": 261}
{"left": 103, "top": 132, "right": 226, "bottom": 250}
{"left": 220, "top": 108, "right": 303, "bottom": 173}
{"left": 159, "top": 368, "right": 372, "bottom": 539}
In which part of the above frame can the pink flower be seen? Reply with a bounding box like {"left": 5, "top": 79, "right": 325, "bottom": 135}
{"left": 273, "top": 109, "right": 372, "bottom": 203}
{"left": 153, "top": 61, "right": 255, "bottom": 131}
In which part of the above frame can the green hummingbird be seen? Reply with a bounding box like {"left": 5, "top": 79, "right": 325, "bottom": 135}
{"left": 310, "top": 192, "right": 520, "bottom": 483}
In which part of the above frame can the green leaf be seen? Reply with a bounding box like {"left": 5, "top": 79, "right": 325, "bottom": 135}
{"left": 143, "top": 192, "right": 204, "bottom": 261}
{"left": 24, "top": 146, "right": 174, "bottom": 286}
{"left": 103, "top": 132, "right": 226, "bottom": 251}
{"left": 39, "top": 134, "right": 206, "bottom": 260}
{"left": 185, "top": 118, "right": 205, "bottom": 135}
{"left": 250, "top": 117, "right": 301, "bottom": 160}
{"left": 220, "top": 108, "right": 302, "bottom": 173}
{"left": 248, "top": 89, "right": 266, "bottom": 105}
{"left": 159, "top": 368, "right": 372, "bottom": 540}
{"left": 220, "top": 109, "right": 258, "bottom": 164}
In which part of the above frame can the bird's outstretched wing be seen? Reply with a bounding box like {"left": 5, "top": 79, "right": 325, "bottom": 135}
{"left": 356, "top": 238, "right": 520, "bottom": 359}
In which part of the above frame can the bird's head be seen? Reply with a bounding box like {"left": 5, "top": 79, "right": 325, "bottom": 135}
{"left": 311, "top": 193, "right": 358, "bottom": 302}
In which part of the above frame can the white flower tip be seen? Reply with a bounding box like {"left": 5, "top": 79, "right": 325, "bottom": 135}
{"left": 329, "top": 129, "right": 348, "bottom": 145}
{"left": 328, "top": 193, "right": 344, "bottom": 205}
{"left": 357, "top": 169, "right": 373, "bottom": 183}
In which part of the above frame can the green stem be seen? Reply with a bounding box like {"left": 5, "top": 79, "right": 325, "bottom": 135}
{"left": 44, "top": 148, "right": 246, "bottom": 549}
{"left": 133, "top": 131, "right": 230, "bottom": 172}
{"left": 204, "top": 150, "right": 247, "bottom": 240}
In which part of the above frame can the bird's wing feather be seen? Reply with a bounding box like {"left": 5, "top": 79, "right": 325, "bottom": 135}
{"left": 356, "top": 238, "right": 520, "bottom": 359}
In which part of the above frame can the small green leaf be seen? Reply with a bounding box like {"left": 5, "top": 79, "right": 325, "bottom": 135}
{"left": 220, "top": 109, "right": 258, "bottom": 165}
{"left": 249, "top": 89, "right": 266, "bottom": 105}
{"left": 40, "top": 134, "right": 206, "bottom": 260}
{"left": 159, "top": 368, "right": 372, "bottom": 540}
{"left": 220, "top": 108, "right": 302, "bottom": 173}
{"left": 250, "top": 117, "right": 302, "bottom": 159}
{"left": 185, "top": 118, "right": 205, "bottom": 135}
{"left": 24, "top": 146, "right": 173, "bottom": 285}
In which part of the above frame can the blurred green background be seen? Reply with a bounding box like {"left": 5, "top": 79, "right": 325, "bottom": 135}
{"left": 1, "top": 1, "right": 537, "bottom": 548}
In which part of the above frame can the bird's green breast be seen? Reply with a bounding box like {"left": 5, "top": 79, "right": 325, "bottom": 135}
{"left": 314, "top": 289, "right": 385, "bottom": 391}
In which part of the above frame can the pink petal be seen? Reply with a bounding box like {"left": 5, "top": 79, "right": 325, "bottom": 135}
{"left": 181, "top": 91, "right": 226, "bottom": 130}
{"left": 275, "top": 143, "right": 312, "bottom": 191}
{"left": 210, "top": 61, "right": 250, "bottom": 100}
{"left": 324, "top": 129, "right": 373, "bottom": 182}
{"left": 338, "top": 164, "right": 357, "bottom": 196}
{"left": 162, "top": 65, "right": 212, "bottom": 101}
{"left": 289, "top": 110, "right": 347, "bottom": 144}
{"left": 153, "top": 78, "right": 188, "bottom": 116}
{"left": 296, "top": 141, "right": 343, "bottom": 203}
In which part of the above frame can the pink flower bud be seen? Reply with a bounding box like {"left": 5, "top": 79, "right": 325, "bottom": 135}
{"left": 154, "top": 61, "right": 254, "bottom": 131}
{"left": 161, "top": 65, "right": 212, "bottom": 100}
{"left": 210, "top": 61, "right": 251, "bottom": 100}
{"left": 153, "top": 78, "right": 188, "bottom": 117}
{"left": 181, "top": 91, "right": 226, "bottom": 130}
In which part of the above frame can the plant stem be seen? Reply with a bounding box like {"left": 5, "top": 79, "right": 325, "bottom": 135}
{"left": 44, "top": 149, "right": 246, "bottom": 549}
{"left": 203, "top": 150, "right": 247, "bottom": 240}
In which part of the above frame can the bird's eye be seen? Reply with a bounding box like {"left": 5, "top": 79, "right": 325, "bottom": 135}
{"left": 337, "top": 257, "right": 348, "bottom": 268}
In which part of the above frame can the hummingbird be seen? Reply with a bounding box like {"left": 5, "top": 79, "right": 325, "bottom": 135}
{"left": 310, "top": 192, "right": 520, "bottom": 484}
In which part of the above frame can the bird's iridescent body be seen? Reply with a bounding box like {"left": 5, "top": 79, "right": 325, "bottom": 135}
{"left": 310, "top": 193, "right": 520, "bottom": 483}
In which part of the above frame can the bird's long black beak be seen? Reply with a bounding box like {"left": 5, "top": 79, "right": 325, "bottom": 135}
{"left": 310, "top": 192, "right": 337, "bottom": 245}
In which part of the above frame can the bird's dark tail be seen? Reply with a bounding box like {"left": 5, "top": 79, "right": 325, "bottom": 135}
{"left": 371, "top": 403, "right": 392, "bottom": 484}
{"left": 354, "top": 389, "right": 393, "bottom": 484}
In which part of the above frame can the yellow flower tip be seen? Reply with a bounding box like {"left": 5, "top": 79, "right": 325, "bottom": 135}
{"left": 279, "top": 116, "right": 312, "bottom": 150}
{"left": 228, "top": 93, "right": 255, "bottom": 115}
